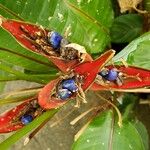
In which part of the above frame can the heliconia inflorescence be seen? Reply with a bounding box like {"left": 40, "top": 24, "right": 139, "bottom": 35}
{"left": 0, "top": 16, "right": 150, "bottom": 133}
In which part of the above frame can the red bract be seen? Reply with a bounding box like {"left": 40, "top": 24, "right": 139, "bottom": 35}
{"left": 49, "top": 53, "right": 93, "bottom": 73}
{"left": 73, "top": 50, "right": 115, "bottom": 90}
{"left": 0, "top": 98, "right": 42, "bottom": 133}
{"left": 38, "top": 50, "right": 115, "bottom": 109}
{"left": 91, "top": 65, "right": 150, "bottom": 91}
{"left": 0, "top": 16, "right": 44, "bottom": 52}
{"left": 38, "top": 78, "right": 67, "bottom": 109}
{"left": 0, "top": 101, "right": 29, "bottom": 133}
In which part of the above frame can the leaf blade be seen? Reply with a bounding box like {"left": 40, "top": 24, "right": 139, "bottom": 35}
{"left": 113, "top": 32, "right": 150, "bottom": 69}
{"left": 72, "top": 110, "right": 148, "bottom": 150}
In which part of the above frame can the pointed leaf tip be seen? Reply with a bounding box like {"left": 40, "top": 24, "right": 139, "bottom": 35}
{"left": 73, "top": 50, "right": 115, "bottom": 90}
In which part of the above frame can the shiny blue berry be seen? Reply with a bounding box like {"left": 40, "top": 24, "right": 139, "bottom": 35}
{"left": 49, "top": 32, "right": 62, "bottom": 49}
{"left": 21, "top": 114, "right": 33, "bottom": 125}
{"left": 58, "top": 88, "right": 72, "bottom": 100}
{"left": 106, "top": 69, "right": 118, "bottom": 81}
{"left": 99, "top": 69, "right": 118, "bottom": 81}
{"left": 61, "top": 79, "right": 78, "bottom": 92}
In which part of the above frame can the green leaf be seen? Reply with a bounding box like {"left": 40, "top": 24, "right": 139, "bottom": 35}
{"left": 110, "top": 14, "right": 143, "bottom": 43}
{"left": 144, "top": 0, "right": 150, "bottom": 11}
{"left": 0, "top": 0, "right": 114, "bottom": 53}
{"left": 0, "top": 70, "right": 7, "bottom": 93}
{"left": 0, "top": 61, "right": 57, "bottom": 84}
{"left": 0, "top": 62, "right": 16, "bottom": 93}
{"left": 113, "top": 32, "right": 150, "bottom": 69}
{"left": 0, "top": 109, "right": 58, "bottom": 150}
{"left": 0, "top": 88, "right": 41, "bottom": 105}
{"left": 72, "top": 110, "right": 148, "bottom": 150}
{"left": 133, "top": 121, "right": 149, "bottom": 150}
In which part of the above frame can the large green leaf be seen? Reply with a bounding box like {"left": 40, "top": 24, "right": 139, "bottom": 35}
{"left": 0, "top": 61, "right": 57, "bottom": 84}
{"left": 110, "top": 14, "right": 143, "bottom": 43}
{"left": 72, "top": 110, "right": 148, "bottom": 150}
{"left": 0, "top": 0, "right": 114, "bottom": 53}
{"left": 113, "top": 32, "right": 150, "bottom": 69}
{"left": 133, "top": 121, "right": 149, "bottom": 150}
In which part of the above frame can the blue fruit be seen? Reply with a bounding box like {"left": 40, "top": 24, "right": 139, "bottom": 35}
{"left": 21, "top": 114, "right": 33, "bottom": 125}
{"left": 49, "top": 32, "right": 63, "bottom": 49}
{"left": 58, "top": 88, "right": 72, "bottom": 100}
{"left": 61, "top": 79, "right": 78, "bottom": 92}
{"left": 99, "top": 69, "right": 118, "bottom": 81}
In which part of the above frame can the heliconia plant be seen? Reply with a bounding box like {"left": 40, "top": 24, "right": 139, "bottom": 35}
{"left": 0, "top": 1, "right": 149, "bottom": 149}
{"left": 0, "top": 35, "right": 149, "bottom": 133}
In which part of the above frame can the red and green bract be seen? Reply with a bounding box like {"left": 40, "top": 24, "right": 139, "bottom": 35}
{"left": 0, "top": 16, "right": 45, "bottom": 52}
{"left": 0, "top": 16, "right": 92, "bottom": 72}
{"left": 38, "top": 50, "right": 115, "bottom": 109}
{"left": 91, "top": 65, "right": 150, "bottom": 91}
{"left": 0, "top": 100, "right": 31, "bottom": 133}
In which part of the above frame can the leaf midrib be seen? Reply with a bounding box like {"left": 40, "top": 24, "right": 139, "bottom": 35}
{"left": 108, "top": 110, "right": 115, "bottom": 150}
{"left": 0, "top": 47, "right": 53, "bottom": 68}
{"left": 63, "top": 0, "right": 109, "bottom": 35}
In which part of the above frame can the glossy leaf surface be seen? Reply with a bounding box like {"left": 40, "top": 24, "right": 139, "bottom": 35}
{"left": 110, "top": 14, "right": 143, "bottom": 43}
{"left": 72, "top": 110, "right": 148, "bottom": 150}
{"left": 113, "top": 32, "right": 150, "bottom": 70}
{"left": 0, "top": 61, "right": 57, "bottom": 84}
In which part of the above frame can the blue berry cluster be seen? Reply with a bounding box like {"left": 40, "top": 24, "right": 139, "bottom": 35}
{"left": 99, "top": 68, "right": 118, "bottom": 81}
{"left": 48, "top": 32, "right": 63, "bottom": 49}
{"left": 57, "top": 79, "right": 78, "bottom": 100}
